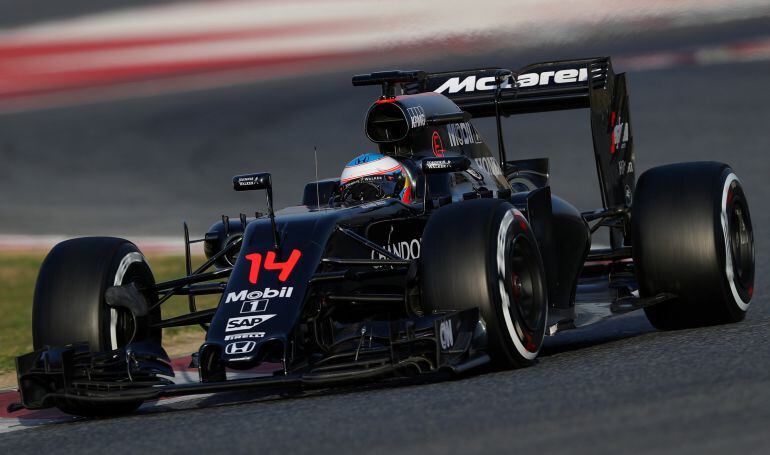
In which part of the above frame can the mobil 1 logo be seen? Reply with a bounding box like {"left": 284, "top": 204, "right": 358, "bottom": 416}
{"left": 225, "top": 287, "right": 293, "bottom": 303}
{"left": 241, "top": 299, "right": 269, "bottom": 314}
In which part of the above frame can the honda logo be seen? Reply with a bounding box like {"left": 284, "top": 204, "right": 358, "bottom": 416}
{"left": 225, "top": 341, "right": 256, "bottom": 355}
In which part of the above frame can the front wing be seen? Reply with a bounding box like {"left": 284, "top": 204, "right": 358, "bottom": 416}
{"left": 12, "top": 308, "right": 485, "bottom": 411}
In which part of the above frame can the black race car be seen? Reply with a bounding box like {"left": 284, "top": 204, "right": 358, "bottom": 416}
{"left": 12, "top": 57, "right": 755, "bottom": 417}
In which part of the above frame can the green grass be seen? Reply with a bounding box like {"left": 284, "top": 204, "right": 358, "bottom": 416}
{"left": 0, "top": 252, "right": 218, "bottom": 373}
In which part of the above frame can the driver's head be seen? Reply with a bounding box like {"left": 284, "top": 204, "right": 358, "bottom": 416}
{"left": 339, "top": 153, "right": 412, "bottom": 204}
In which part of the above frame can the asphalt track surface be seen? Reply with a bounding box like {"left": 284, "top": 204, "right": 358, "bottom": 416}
{"left": 1, "top": 18, "right": 770, "bottom": 455}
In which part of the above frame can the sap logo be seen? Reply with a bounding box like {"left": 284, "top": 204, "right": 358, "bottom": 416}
{"left": 475, "top": 157, "right": 503, "bottom": 176}
{"left": 225, "top": 287, "right": 293, "bottom": 303}
{"left": 439, "top": 319, "right": 454, "bottom": 350}
{"left": 241, "top": 299, "right": 269, "bottom": 313}
{"left": 446, "top": 122, "right": 481, "bottom": 147}
{"left": 225, "top": 340, "right": 256, "bottom": 355}
{"left": 224, "top": 332, "right": 265, "bottom": 341}
{"left": 372, "top": 238, "right": 421, "bottom": 260}
{"left": 434, "top": 68, "right": 588, "bottom": 94}
{"left": 225, "top": 315, "right": 276, "bottom": 332}
{"left": 406, "top": 106, "right": 426, "bottom": 128}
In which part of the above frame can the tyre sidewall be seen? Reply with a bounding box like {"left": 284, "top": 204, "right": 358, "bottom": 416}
{"left": 484, "top": 203, "right": 548, "bottom": 366}
{"left": 104, "top": 243, "right": 159, "bottom": 350}
{"left": 713, "top": 169, "right": 753, "bottom": 320}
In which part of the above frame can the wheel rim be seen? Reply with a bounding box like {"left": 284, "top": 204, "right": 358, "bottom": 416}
{"left": 109, "top": 252, "right": 149, "bottom": 350}
{"left": 111, "top": 267, "right": 143, "bottom": 349}
{"left": 729, "top": 199, "right": 754, "bottom": 295}
{"left": 721, "top": 174, "right": 754, "bottom": 310}
{"left": 114, "top": 306, "right": 136, "bottom": 348}
{"left": 495, "top": 209, "right": 548, "bottom": 360}
{"left": 506, "top": 235, "right": 546, "bottom": 338}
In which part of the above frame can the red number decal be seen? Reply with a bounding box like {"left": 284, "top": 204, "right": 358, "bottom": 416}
{"left": 245, "top": 253, "right": 262, "bottom": 284}
{"left": 245, "top": 249, "right": 301, "bottom": 284}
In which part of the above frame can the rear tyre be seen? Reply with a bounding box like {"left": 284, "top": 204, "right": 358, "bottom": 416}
{"left": 632, "top": 162, "right": 754, "bottom": 330}
{"left": 421, "top": 199, "right": 548, "bottom": 368}
{"left": 33, "top": 237, "right": 159, "bottom": 416}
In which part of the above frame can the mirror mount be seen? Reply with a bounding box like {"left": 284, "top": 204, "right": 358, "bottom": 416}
{"left": 233, "top": 172, "right": 279, "bottom": 249}
{"left": 493, "top": 69, "right": 513, "bottom": 166}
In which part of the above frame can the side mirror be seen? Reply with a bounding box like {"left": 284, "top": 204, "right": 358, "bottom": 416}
{"left": 422, "top": 156, "right": 471, "bottom": 174}
{"left": 233, "top": 172, "right": 271, "bottom": 191}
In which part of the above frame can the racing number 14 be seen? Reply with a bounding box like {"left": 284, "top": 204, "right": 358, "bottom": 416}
{"left": 245, "top": 249, "right": 301, "bottom": 284}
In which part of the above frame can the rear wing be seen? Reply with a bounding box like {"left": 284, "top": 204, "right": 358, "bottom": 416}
{"left": 408, "top": 57, "right": 634, "bottom": 211}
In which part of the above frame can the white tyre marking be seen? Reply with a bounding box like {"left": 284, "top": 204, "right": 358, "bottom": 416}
{"left": 496, "top": 209, "right": 544, "bottom": 360}
{"left": 720, "top": 173, "right": 750, "bottom": 311}
{"left": 110, "top": 251, "right": 146, "bottom": 350}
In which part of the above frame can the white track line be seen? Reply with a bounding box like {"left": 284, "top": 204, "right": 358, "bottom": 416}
{"left": 0, "top": 234, "right": 198, "bottom": 254}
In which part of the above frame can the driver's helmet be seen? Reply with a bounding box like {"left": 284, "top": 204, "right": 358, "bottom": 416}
{"left": 339, "top": 153, "right": 412, "bottom": 203}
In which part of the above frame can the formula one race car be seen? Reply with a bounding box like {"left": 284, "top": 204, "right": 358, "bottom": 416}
{"left": 12, "top": 57, "right": 754, "bottom": 417}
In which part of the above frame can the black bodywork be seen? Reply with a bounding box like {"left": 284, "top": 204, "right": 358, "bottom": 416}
{"left": 14, "top": 57, "right": 657, "bottom": 410}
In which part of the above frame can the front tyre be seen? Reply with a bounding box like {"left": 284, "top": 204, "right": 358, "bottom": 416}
{"left": 632, "top": 162, "right": 754, "bottom": 330}
{"left": 32, "top": 237, "right": 159, "bottom": 416}
{"left": 421, "top": 199, "right": 548, "bottom": 368}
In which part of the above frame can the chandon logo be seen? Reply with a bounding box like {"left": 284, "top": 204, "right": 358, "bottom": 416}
{"left": 434, "top": 68, "right": 589, "bottom": 94}
{"left": 372, "top": 239, "right": 421, "bottom": 260}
